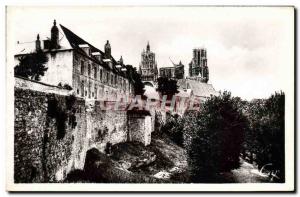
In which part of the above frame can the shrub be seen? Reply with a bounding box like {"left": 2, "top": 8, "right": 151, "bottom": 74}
{"left": 161, "top": 113, "right": 184, "bottom": 146}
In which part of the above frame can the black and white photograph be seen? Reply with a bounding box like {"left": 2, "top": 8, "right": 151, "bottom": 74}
{"left": 5, "top": 5, "right": 295, "bottom": 192}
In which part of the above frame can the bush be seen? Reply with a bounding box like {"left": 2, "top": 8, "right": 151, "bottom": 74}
{"left": 161, "top": 113, "right": 184, "bottom": 146}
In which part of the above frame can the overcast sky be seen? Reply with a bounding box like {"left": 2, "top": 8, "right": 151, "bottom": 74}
{"left": 8, "top": 6, "right": 294, "bottom": 100}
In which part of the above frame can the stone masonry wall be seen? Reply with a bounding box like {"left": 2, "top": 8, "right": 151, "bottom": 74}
{"left": 14, "top": 88, "right": 129, "bottom": 183}
{"left": 128, "top": 113, "right": 152, "bottom": 146}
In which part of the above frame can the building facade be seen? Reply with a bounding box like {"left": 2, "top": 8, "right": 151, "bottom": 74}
{"left": 159, "top": 67, "right": 175, "bottom": 79}
{"left": 138, "top": 42, "right": 158, "bottom": 82}
{"left": 14, "top": 20, "right": 133, "bottom": 101}
{"left": 159, "top": 60, "right": 184, "bottom": 80}
{"left": 188, "top": 48, "right": 209, "bottom": 83}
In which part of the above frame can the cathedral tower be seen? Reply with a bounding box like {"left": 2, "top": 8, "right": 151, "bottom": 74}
{"left": 188, "top": 48, "right": 209, "bottom": 83}
{"left": 139, "top": 42, "right": 158, "bottom": 82}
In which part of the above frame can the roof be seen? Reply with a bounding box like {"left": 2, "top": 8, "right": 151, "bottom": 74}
{"left": 15, "top": 26, "right": 72, "bottom": 55}
{"left": 177, "top": 79, "right": 219, "bottom": 98}
{"left": 175, "top": 89, "right": 192, "bottom": 98}
{"left": 15, "top": 23, "right": 129, "bottom": 79}
{"left": 160, "top": 66, "right": 174, "bottom": 70}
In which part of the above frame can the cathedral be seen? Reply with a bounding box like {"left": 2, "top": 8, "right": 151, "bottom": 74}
{"left": 138, "top": 42, "right": 158, "bottom": 82}
{"left": 188, "top": 48, "right": 209, "bottom": 83}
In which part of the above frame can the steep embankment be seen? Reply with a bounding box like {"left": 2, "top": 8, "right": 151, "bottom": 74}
{"left": 109, "top": 133, "right": 189, "bottom": 183}
{"left": 65, "top": 133, "right": 188, "bottom": 183}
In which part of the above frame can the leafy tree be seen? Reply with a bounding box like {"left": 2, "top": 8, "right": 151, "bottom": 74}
{"left": 156, "top": 77, "right": 179, "bottom": 97}
{"left": 183, "top": 91, "right": 248, "bottom": 182}
{"left": 14, "top": 50, "right": 48, "bottom": 81}
{"left": 125, "top": 65, "right": 145, "bottom": 96}
{"left": 243, "top": 91, "right": 285, "bottom": 182}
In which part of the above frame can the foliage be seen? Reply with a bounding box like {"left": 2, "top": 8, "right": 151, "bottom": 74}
{"left": 47, "top": 95, "right": 77, "bottom": 140}
{"left": 243, "top": 91, "right": 285, "bottom": 182}
{"left": 174, "top": 65, "right": 184, "bottom": 79}
{"left": 125, "top": 65, "right": 145, "bottom": 95}
{"left": 58, "top": 83, "right": 73, "bottom": 90}
{"left": 156, "top": 77, "right": 179, "bottom": 96}
{"left": 14, "top": 50, "right": 48, "bottom": 81}
{"left": 160, "top": 113, "right": 184, "bottom": 146}
{"left": 183, "top": 91, "right": 248, "bottom": 182}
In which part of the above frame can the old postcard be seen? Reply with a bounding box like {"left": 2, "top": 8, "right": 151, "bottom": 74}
{"left": 6, "top": 6, "right": 295, "bottom": 192}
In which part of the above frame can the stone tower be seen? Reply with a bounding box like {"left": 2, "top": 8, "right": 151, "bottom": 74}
{"left": 188, "top": 48, "right": 209, "bottom": 83}
{"left": 139, "top": 42, "right": 158, "bottom": 82}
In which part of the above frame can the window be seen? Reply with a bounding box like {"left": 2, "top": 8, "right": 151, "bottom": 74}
{"left": 111, "top": 74, "right": 114, "bottom": 85}
{"left": 115, "top": 75, "right": 117, "bottom": 86}
{"left": 81, "top": 61, "right": 84, "bottom": 75}
{"left": 81, "top": 81, "right": 84, "bottom": 97}
{"left": 100, "top": 69, "right": 103, "bottom": 81}
{"left": 107, "top": 73, "right": 109, "bottom": 84}
{"left": 88, "top": 82, "right": 91, "bottom": 98}
{"left": 88, "top": 64, "right": 91, "bottom": 77}
{"left": 123, "top": 79, "right": 126, "bottom": 91}
{"left": 94, "top": 66, "right": 97, "bottom": 79}
{"left": 95, "top": 87, "right": 97, "bottom": 99}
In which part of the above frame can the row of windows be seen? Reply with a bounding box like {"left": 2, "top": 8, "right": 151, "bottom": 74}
{"left": 79, "top": 60, "right": 128, "bottom": 89}
{"left": 76, "top": 81, "right": 130, "bottom": 100}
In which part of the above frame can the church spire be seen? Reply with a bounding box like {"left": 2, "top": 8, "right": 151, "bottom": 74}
{"left": 146, "top": 41, "right": 150, "bottom": 52}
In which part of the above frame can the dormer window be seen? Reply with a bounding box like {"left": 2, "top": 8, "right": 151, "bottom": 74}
{"left": 79, "top": 44, "right": 90, "bottom": 56}
{"left": 92, "top": 52, "right": 101, "bottom": 61}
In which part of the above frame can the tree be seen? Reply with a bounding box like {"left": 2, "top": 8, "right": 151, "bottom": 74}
{"left": 183, "top": 91, "right": 248, "bottom": 182}
{"left": 161, "top": 113, "right": 184, "bottom": 146}
{"left": 125, "top": 65, "right": 145, "bottom": 96}
{"left": 243, "top": 91, "right": 285, "bottom": 182}
{"left": 14, "top": 50, "right": 48, "bottom": 81}
{"left": 156, "top": 77, "right": 179, "bottom": 97}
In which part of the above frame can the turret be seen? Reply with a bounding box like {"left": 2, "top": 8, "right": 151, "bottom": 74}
{"left": 104, "top": 40, "right": 111, "bottom": 57}
{"left": 119, "top": 56, "right": 123, "bottom": 65}
{"left": 51, "top": 19, "right": 59, "bottom": 49}
{"left": 35, "top": 34, "right": 41, "bottom": 51}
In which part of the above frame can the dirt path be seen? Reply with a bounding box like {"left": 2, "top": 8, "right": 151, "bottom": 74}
{"left": 219, "top": 160, "right": 271, "bottom": 183}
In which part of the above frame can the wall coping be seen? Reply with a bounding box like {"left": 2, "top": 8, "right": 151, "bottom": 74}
{"left": 15, "top": 76, "right": 72, "bottom": 96}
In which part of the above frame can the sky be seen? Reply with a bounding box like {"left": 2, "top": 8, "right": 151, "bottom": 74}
{"left": 7, "top": 6, "right": 294, "bottom": 100}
